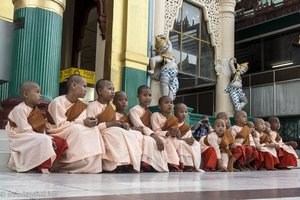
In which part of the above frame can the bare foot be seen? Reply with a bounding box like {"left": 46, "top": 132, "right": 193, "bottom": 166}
{"left": 40, "top": 169, "right": 50, "bottom": 174}
{"left": 233, "top": 168, "right": 240, "bottom": 172}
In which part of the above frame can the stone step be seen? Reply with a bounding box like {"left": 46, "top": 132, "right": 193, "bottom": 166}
{"left": 0, "top": 129, "right": 12, "bottom": 172}
{"left": 0, "top": 129, "right": 8, "bottom": 139}
{"left": 0, "top": 129, "right": 10, "bottom": 152}
{"left": 0, "top": 151, "right": 12, "bottom": 172}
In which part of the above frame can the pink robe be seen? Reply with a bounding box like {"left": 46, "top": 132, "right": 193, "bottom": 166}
{"left": 231, "top": 125, "right": 255, "bottom": 147}
{"left": 129, "top": 105, "right": 168, "bottom": 172}
{"left": 200, "top": 132, "right": 229, "bottom": 168}
{"left": 150, "top": 112, "right": 180, "bottom": 166}
{"left": 178, "top": 122, "right": 201, "bottom": 171}
{"left": 86, "top": 101, "right": 142, "bottom": 172}
{"left": 5, "top": 102, "right": 56, "bottom": 172}
{"left": 115, "top": 112, "right": 144, "bottom": 149}
{"left": 46, "top": 95, "right": 105, "bottom": 173}
{"left": 253, "top": 131, "right": 277, "bottom": 157}
{"left": 269, "top": 130, "right": 298, "bottom": 159}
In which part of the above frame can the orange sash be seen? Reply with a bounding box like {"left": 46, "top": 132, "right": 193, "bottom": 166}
{"left": 260, "top": 132, "right": 272, "bottom": 144}
{"left": 65, "top": 100, "right": 87, "bottom": 122}
{"left": 235, "top": 125, "right": 251, "bottom": 145}
{"left": 27, "top": 106, "right": 47, "bottom": 133}
{"left": 203, "top": 135, "right": 210, "bottom": 146}
{"left": 120, "top": 113, "right": 133, "bottom": 127}
{"left": 96, "top": 103, "right": 116, "bottom": 123}
{"left": 275, "top": 131, "right": 282, "bottom": 142}
{"left": 9, "top": 106, "right": 46, "bottom": 133}
{"left": 219, "top": 130, "right": 234, "bottom": 156}
{"left": 8, "top": 119, "right": 17, "bottom": 128}
{"left": 179, "top": 122, "right": 190, "bottom": 138}
{"left": 161, "top": 115, "right": 178, "bottom": 131}
{"left": 46, "top": 110, "right": 55, "bottom": 125}
{"left": 140, "top": 108, "right": 152, "bottom": 128}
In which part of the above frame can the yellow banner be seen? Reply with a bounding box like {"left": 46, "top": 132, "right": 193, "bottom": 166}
{"left": 60, "top": 67, "right": 95, "bottom": 85}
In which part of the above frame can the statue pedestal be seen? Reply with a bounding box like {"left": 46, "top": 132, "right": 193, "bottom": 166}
{"left": 0, "top": 98, "right": 50, "bottom": 129}
{"left": 150, "top": 77, "right": 162, "bottom": 107}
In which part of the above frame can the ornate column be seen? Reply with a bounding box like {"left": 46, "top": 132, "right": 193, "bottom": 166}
{"left": 9, "top": 0, "right": 66, "bottom": 99}
{"left": 215, "top": 0, "right": 236, "bottom": 116}
{"left": 150, "top": 0, "right": 165, "bottom": 106}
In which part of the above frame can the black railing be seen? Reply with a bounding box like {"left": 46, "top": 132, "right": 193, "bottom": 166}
{"left": 236, "top": 0, "right": 300, "bottom": 30}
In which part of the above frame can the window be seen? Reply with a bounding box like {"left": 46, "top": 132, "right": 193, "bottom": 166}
{"left": 170, "top": 1, "right": 215, "bottom": 89}
{"left": 235, "top": 29, "right": 300, "bottom": 73}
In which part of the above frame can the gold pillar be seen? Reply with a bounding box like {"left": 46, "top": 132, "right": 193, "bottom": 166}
{"left": 106, "top": 0, "right": 149, "bottom": 90}
{"left": 0, "top": 0, "right": 14, "bottom": 22}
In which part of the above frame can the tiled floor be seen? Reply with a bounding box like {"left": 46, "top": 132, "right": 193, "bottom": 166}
{"left": 0, "top": 169, "right": 299, "bottom": 200}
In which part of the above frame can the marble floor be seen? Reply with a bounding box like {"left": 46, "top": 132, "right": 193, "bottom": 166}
{"left": 0, "top": 169, "right": 299, "bottom": 200}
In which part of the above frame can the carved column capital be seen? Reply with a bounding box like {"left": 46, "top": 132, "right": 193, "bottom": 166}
{"left": 220, "top": 0, "right": 236, "bottom": 14}
{"left": 13, "top": 0, "right": 66, "bottom": 16}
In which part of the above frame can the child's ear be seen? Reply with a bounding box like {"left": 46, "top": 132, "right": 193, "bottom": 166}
{"left": 97, "top": 88, "right": 101, "bottom": 95}
{"left": 23, "top": 91, "right": 28, "bottom": 98}
{"left": 72, "top": 82, "right": 77, "bottom": 89}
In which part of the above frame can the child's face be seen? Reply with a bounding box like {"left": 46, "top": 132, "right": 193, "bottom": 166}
{"left": 236, "top": 111, "right": 247, "bottom": 126}
{"left": 113, "top": 93, "right": 128, "bottom": 112}
{"left": 270, "top": 118, "right": 280, "bottom": 131}
{"left": 25, "top": 84, "right": 41, "bottom": 106}
{"left": 219, "top": 114, "right": 231, "bottom": 128}
{"left": 159, "top": 97, "right": 173, "bottom": 114}
{"left": 98, "top": 82, "right": 115, "bottom": 103}
{"left": 214, "top": 120, "right": 226, "bottom": 137}
{"left": 175, "top": 105, "right": 188, "bottom": 122}
{"left": 255, "top": 120, "right": 265, "bottom": 133}
{"left": 73, "top": 78, "right": 87, "bottom": 99}
{"left": 264, "top": 123, "right": 271, "bottom": 133}
{"left": 138, "top": 88, "right": 152, "bottom": 107}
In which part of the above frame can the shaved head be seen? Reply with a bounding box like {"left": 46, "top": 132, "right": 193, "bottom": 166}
{"left": 95, "top": 79, "right": 112, "bottom": 95}
{"left": 67, "top": 74, "right": 85, "bottom": 90}
{"left": 216, "top": 112, "right": 228, "bottom": 119}
{"left": 137, "top": 85, "right": 150, "bottom": 95}
{"left": 247, "top": 121, "right": 254, "bottom": 128}
{"left": 174, "top": 103, "right": 187, "bottom": 114}
{"left": 234, "top": 110, "right": 246, "bottom": 119}
{"left": 158, "top": 96, "right": 172, "bottom": 105}
{"left": 253, "top": 118, "right": 264, "bottom": 126}
{"left": 268, "top": 116, "right": 279, "bottom": 124}
{"left": 19, "top": 82, "right": 40, "bottom": 97}
{"left": 264, "top": 121, "right": 271, "bottom": 128}
{"left": 214, "top": 119, "right": 225, "bottom": 126}
{"left": 113, "top": 91, "right": 127, "bottom": 101}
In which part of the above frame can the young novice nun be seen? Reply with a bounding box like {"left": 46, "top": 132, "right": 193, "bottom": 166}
{"left": 151, "top": 96, "right": 182, "bottom": 171}
{"left": 253, "top": 118, "right": 279, "bottom": 170}
{"left": 113, "top": 91, "right": 144, "bottom": 148}
{"left": 46, "top": 75, "right": 105, "bottom": 173}
{"left": 6, "top": 82, "right": 68, "bottom": 173}
{"left": 231, "top": 110, "right": 258, "bottom": 171}
{"left": 174, "top": 103, "right": 201, "bottom": 172}
{"left": 216, "top": 112, "right": 242, "bottom": 172}
{"left": 268, "top": 117, "right": 298, "bottom": 168}
{"left": 200, "top": 119, "right": 228, "bottom": 172}
{"left": 87, "top": 79, "right": 142, "bottom": 172}
{"left": 129, "top": 85, "right": 168, "bottom": 172}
